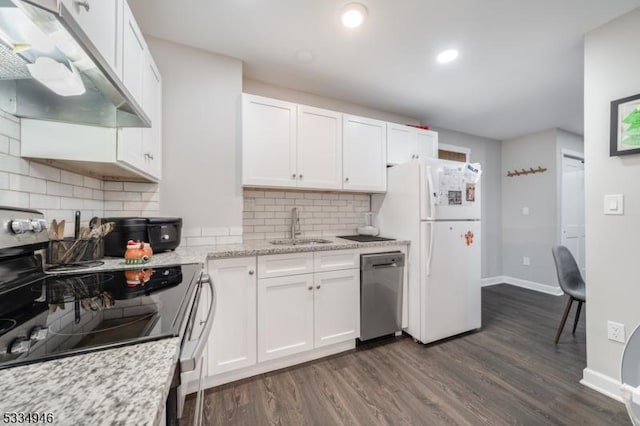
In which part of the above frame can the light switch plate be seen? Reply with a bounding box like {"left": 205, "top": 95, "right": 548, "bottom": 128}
{"left": 604, "top": 194, "right": 624, "bottom": 215}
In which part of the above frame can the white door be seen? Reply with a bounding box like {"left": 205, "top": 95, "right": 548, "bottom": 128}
{"left": 561, "top": 155, "right": 586, "bottom": 277}
{"left": 242, "top": 94, "right": 297, "bottom": 188}
{"left": 415, "top": 129, "right": 438, "bottom": 160}
{"left": 122, "top": 1, "right": 145, "bottom": 108}
{"left": 343, "top": 114, "right": 387, "bottom": 192}
{"left": 387, "top": 123, "right": 415, "bottom": 165}
{"left": 257, "top": 274, "right": 314, "bottom": 362}
{"left": 297, "top": 105, "right": 342, "bottom": 190}
{"left": 420, "top": 221, "right": 481, "bottom": 344}
{"left": 314, "top": 269, "right": 360, "bottom": 347}
{"left": 142, "top": 55, "right": 162, "bottom": 179}
{"left": 62, "top": 0, "right": 120, "bottom": 75}
{"left": 208, "top": 257, "right": 257, "bottom": 375}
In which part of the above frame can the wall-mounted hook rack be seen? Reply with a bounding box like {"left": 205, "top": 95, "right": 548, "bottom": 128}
{"left": 506, "top": 166, "right": 547, "bottom": 177}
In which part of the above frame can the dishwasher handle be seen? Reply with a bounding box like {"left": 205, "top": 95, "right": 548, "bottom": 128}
{"left": 361, "top": 252, "right": 405, "bottom": 270}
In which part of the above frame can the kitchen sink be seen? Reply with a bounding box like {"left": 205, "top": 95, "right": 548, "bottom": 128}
{"left": 269, "top": 238, "right": 332, "bottom": 246}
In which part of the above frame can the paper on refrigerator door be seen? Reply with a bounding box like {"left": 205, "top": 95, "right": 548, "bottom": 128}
{"left": 437, "top": 163, "right": 481, "bottom": 206}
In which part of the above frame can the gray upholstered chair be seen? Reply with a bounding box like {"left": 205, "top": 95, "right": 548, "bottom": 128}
{"left": 551, "top": 245, "right": 586, "bottom": 344}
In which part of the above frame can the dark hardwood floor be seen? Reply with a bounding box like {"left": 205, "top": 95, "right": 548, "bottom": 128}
{"left": 183, "top": 284, "right": 629, "bottom": 425}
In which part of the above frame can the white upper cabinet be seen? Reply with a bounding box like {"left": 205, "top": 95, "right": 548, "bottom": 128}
{"left": 242, "top": 94, "right": 297, "bottom": 188}
{"left": 62, "top": 0, "right": 122, "bottom": 77}
{"left": 387, "top": 123, "right": 438, "bottom": 165}
{"left": 342, "top": 114, "right": 387, "bottom": 192}
{"left": 122, "top": 0, "right": 146, "bottom": 108}
{"left": 242, "top": 95, "right": 343, "bottom": 190}
{"left": 296, "top": 105, "right": 342, "bottom": 190}
{"left": 142, "top": 56, "right": 162, "bottom": 179}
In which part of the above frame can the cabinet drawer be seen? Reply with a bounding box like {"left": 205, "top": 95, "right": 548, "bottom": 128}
{"left": 314, "top": 250, "right": 359, "bottom": 272}
{"left": 258, "top": 253, "right": 314, "bottom": 279}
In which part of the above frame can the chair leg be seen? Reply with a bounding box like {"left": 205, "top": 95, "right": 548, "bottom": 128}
{"left": 572, "top": 301, "right": 583, "bottom": 334}
{"left": 555, "top": 297, "right": 574, "bottom": 344}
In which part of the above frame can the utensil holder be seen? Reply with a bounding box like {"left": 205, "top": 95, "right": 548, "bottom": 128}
{"left": 47, "top": 238, "right": 104, "bottom": 265}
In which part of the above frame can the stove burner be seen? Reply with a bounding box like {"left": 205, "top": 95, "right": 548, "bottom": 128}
{"left": 45, "top": 261, "right": 105, "bottom": 273}
{"left": 0, "top": 319, "right": 17, "bottom": 334}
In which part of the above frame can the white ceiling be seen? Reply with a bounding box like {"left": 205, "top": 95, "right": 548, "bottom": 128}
{"left": 128, "top": 0, "right": 640, "bottom": 140}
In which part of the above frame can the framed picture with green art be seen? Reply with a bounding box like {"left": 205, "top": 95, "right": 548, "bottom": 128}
{"left": 611, "top": 93, "right": 640, "bottom": 156}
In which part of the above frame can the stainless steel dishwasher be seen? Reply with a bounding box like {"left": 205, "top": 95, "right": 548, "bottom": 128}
{"left": 360, "top": 252, "right": 405, "bottom": 341}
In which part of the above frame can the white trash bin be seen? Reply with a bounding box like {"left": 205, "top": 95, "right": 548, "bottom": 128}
{"left": 622, "top": 323, "right": 640, "bottom": 425}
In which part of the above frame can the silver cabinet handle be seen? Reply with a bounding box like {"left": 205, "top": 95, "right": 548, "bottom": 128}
{"left": 292, "top": 173, "right": 297, "bottom": 179}
{"left": 299, "top": 174, "right": 303, "bottom": 179}
{"left": 181, "top": 273, "right": 215, "bottom": 372}
{"left": 307, "top": 286, "right": 313, "bottom": 290}
{"left": 75, "top": 0, "right": 90, "bottom": 11}
{"left": 345, "top": 177, "right": 349, "bottom": 182}
{"left": 145, "top": 152, "right": 154, "bottom": 160}
{"left": 248, "top": 270, "right": 255, "bottom": 275}
{"left": 316, "top": 285, "right": 321, "bottom": 289}
{"left": 416, "top": 155, "right": 420, "bottom": 159}
{"left": 411, "top": 155, "right": 415, "bottom": 159}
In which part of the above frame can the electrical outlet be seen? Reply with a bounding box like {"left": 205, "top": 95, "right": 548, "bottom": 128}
{"left": 522, "top": 256, "right": 530, "bottom": 266}
{"left": 607, "top": 321, "right": 626, "bottom": 343}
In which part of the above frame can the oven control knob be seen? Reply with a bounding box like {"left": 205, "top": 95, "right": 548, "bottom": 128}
{"left": 29, "top": 326, "right": 48, "bottom": 341}
{"left": 9, "top": 337, "right": 31, "bottom": 354}
{"left": 31, "top": 219, "right": 46, "bottom": 233}
{"left": 10, "top": 219, "right": 31, "bottom": 234}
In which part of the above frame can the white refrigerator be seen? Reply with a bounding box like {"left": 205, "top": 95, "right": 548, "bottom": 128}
{"left": 374, "top": 158, "right": 482, "bottom": 344}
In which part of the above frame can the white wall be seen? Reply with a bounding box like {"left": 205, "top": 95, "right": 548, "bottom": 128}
{"left": 583, "top": 6, "right": 640, "bottom": 393}
{"left": 501, "top": 129, "right": 583, "bottom": 290}
{"left": 431, "top": 127, "right": 503, "bottom": 278}
{"left": 244, "top": 78, "right": 419, "bottom": 124}
{"left": 148, "top": 37, "right": 244, "bottom": 233}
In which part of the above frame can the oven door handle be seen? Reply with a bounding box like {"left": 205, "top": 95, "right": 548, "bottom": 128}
{"left": 180, "top": 273, "right": 215, "bottom": 372}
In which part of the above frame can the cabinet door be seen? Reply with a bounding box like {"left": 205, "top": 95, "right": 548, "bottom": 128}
{"left": 258, "top": 274, "right": 314, "bottom": 362}
{"left": 208, "top": 257, "right": 257, "bottom": 375}
{"left": 62, "top": 0, "right": 120, "bottom": 75}
{"left": 415, "top": 129, "right": 438, "bottom": 160}
{"left": 142, "top": 55, "right": 162, "bottom": 179}
{"left": 343, "top": 115, "right": 387, "bottom": 192}
{"left": 242, "top": 94, "right": 297, "bottom": 188}
{"left": 296, "top": 105, "right": 342, "bottom": 190}
{"left": 387, "top": 123, "right": 415, "bottom": 165}
{"left": 314, "top": 269, "right": 360, "bottom": 348}
{"left": 122, "top": 1, "right": 145, "bottom": 108}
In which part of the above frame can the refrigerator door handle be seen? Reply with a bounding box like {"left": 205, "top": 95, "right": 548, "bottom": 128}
{"left": 426, "top": 222, "right": 434, "bottom": 276}
{"left": 426, "top": 166, "right": 437, "bottom": 220}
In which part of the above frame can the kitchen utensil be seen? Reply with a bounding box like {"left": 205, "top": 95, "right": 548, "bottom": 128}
{"left": 49, "top": 219, "right": 58, "bottom": 240}
{"left": 74, "top": 211, "right": 81, "bottom": 239}
{"left": 357, "top": 212, "right": 379, "bottom": 236}
{"left": 57, "top": 220, "right": 65, "bottom": 239}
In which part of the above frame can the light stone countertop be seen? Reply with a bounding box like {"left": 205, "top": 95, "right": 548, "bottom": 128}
{"left": 53, "top": 237, "right": 410, "bottom": 273}
{"left": 0, "top": 338, "right": 181, "bottom": 426}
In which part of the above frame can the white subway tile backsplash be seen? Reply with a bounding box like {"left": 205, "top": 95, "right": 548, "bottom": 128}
{"left": 123, "top": 182, "right": 156, "bottom": 192}
{"left": 73, "top": 186, "right": 93, "bottom": 199}
{"left": 0, "top": 172, "right": 7, "bottom": 189}
{"left": 83, "top": 176, "right": 101, "bottom": 190}
{"left": 60, "top": 197, "right": 84, "bottom": 210}
{"left": 0, "top": 190, "right": 29, "bottom": 207}
{"left": 202, "top": 227, "right": 229, "bottom": 237}
{"left": 0, "top": 153, "right": 30, "bottom": 175}
{"left": 182, "top": 227, "right": 202, "bottom": 238}
{"left": 104, "top": 201, "right": 123, "bottom": 211}
{"left": 0, "top": 115, "right": 19, "bottom": 139}
{"left": 216, "top": 236, "right": 243, "bottom": 245}
{"left": 47, "top": 181, "right": 73, "bottom": 197}
{"left": 103, "top": 181, "right": 123, "bottom": 191}
{"left": 243, "top": 189, "right": 370, "bottom": 239}
{"left": 29, "top": 163, "right": 60, "bottom": 182}
{"left": 186, "top": 236, "right": 218, "bottom": 246}
{"left": 60, "top": 170, "right": 84, "bottom": 186}
{"left": 29, "top": 194, "right": 61, "bottom": 209}
{"left": 9, "top": 139, "right": 20, "bottom": 156}
{"left": 0, "top": 135, "right": 9, "bottom": 153}
{"left": 10, "top": 174, "right": 46, "bottom": 194}
{"left": 104, "top": 191, "right": 141, "bottom": 201}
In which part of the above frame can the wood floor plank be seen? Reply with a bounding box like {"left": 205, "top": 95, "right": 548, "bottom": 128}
{"left": 183, "top": 284, "right": 630, "bottom": 425}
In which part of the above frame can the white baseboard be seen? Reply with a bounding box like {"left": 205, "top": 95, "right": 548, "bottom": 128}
{"left": 581, "top": 368, "right": 623, "bottom": 402}
{"left": 481, "top": 275, "right": 563, "bottom": 296}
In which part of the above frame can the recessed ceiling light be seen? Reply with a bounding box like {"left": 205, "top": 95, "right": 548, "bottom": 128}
{"left": 341, "top": 3, "right": 367, "bottom": 29}
{"left": 437, "top": 49, "right": 459, "bottom": 64}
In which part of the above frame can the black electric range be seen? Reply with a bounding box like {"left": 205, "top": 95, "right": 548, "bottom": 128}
{"left": 0, "top": 207, "right": 202, "bottom": 370}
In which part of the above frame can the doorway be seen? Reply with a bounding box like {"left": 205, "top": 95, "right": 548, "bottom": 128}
{"left": 560, "top": 151, "right": 585, "bottom": 277}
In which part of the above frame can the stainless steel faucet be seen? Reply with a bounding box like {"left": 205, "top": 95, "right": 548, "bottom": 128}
{"left": 290, "top": 207, "right": 301, "bottom": 240}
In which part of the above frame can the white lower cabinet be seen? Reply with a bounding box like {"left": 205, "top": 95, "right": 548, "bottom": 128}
{"left": 207, "top": 257, "right": 257, "bottom": 375}
{"left": 257, "top": 274, "right": 315, "bottom": 362}
{"left": 313, "top": 269, "right": 360, "bottom": 348}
